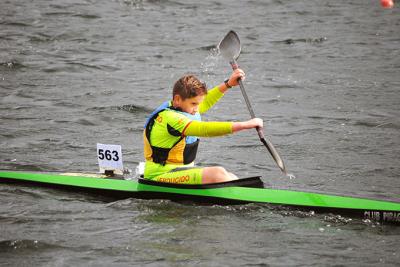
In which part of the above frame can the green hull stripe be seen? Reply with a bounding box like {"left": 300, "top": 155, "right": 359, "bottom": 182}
{"left": 0, "top": 171, "right": 139, "bottom": 191}
{"left": 1, "top": 171, "right": 399, "bottom": 212}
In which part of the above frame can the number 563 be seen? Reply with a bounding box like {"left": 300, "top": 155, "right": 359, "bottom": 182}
{"left": 98, "top": 149, "right": 119, "bottom": 161}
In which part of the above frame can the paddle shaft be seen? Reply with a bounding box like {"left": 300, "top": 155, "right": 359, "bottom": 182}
{"left": 230, "top": 60, "right": 287, "bottom": 174}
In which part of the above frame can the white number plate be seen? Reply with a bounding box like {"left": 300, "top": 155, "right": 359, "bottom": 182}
{"left": 97, "top": 143, "right": 123, "bottom": 174}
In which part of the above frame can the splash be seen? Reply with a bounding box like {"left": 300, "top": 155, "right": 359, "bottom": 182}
{"left": 286, "top": 172, "right": 296, "bottom": 180}
{"left": 200, "top": 47, "right": 221, "bottom": 82}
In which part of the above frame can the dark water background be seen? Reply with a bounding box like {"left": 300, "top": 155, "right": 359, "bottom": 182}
{"left": 1, "top": 0, "right": 400, "bottom": 266}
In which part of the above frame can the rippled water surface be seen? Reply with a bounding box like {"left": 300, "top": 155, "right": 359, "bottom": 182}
{"left": 1, "top": 0, "right": 399, "bottom": 266}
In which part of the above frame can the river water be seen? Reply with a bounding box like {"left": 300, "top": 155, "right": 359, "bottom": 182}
{"left": 1, "top": 0, "right": 400, "bottom": 266}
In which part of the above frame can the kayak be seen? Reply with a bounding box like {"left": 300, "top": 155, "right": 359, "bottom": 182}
{"left": 1, "top": 170, "right": 399, "bottom": 224}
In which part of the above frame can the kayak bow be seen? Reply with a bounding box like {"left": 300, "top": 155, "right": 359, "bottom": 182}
{"left": 0, "top": 171, "right": 399, "bottom": 224}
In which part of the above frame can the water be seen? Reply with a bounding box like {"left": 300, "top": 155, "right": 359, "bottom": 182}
{"left": 1, "top": 0, "right": 400, "bottom": 266}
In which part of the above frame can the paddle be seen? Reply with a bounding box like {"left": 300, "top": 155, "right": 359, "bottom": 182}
{"left": 218, "top": 30, "right": 289, "bottom": 176}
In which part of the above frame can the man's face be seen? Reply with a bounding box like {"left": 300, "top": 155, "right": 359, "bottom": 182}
{"left": 175, "top": 94, "right": 205, "bottom": 115}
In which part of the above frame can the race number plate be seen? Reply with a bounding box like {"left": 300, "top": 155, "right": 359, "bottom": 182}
{"left": 97, "top": 143, "right": 123, "bottom": 175}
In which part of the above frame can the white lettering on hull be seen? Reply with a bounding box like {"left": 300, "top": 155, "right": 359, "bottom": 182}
{"left": 364, "top": 211, "right": 400, "bottom": 222}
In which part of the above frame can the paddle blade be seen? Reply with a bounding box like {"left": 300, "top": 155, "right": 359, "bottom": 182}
{"left": 260, "top": 137, "right": 287, "bottom": 175}
{"left": 217, "top": 30, "right": 241, "bottom": 61}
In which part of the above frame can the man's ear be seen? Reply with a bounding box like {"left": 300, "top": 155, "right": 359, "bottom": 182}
{"left": 173, "top": 94, "right": 182, "bottom": 106}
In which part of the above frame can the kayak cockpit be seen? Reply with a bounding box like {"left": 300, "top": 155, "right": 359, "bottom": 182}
{"left": 137, "top": 176, "right": 264, "bottom": 189}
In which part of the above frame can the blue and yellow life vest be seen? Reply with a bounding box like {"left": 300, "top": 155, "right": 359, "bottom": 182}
{"left": 143, "top": 101, "right": 201, "bottom": 165}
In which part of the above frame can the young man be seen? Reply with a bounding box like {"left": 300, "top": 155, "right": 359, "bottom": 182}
{"left": 143, "top": 69, "right": 263, "bottom": 184}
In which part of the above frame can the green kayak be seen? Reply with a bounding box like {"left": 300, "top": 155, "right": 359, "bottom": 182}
{"left": 0, "top": 171, "right": 399, "bottom": 224}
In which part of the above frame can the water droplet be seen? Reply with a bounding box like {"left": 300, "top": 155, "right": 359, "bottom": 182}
{"left": 286, "top": 173, "right": 296, "bottom": 180}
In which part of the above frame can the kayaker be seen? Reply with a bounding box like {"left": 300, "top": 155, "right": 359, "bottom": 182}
{"left": 143, "top": 69, "right": 263, "bottom": 184}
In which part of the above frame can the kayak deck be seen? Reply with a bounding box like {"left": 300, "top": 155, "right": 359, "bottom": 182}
{"left": 0, "top": 171, "right": 399, "bottom": 224}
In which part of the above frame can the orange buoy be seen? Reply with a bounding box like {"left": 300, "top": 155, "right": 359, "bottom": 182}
{"left": 381, "top": 0, "right": 394, "bottom": 8}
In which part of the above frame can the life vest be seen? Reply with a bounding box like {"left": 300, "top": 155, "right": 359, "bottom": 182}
{"left": 143, "top": 101, "right": 201, "bottom": 165}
